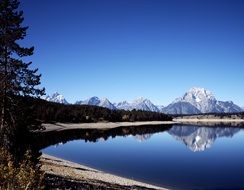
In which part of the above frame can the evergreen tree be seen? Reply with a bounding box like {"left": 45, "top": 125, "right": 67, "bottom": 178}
{"left": 0, "top": 0, "right": 44, "bottom": 134}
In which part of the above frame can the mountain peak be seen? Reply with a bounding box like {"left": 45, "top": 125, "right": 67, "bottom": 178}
{"left": 45, "top": 92, "right": 68, "bottom": 104}
{"left": 76, "top": 96, "right": 116, "bottom": 110}
{"left": 165, "top": 87, "right": 242, "bottom": 114}
{"left": 178, "top": 87, "right": 216, "bottom": 112}
{"left": 100, "top": 97, "right": 109, "bottom": 102}
{"left": 89, "top": 96, "right": 100, "bottom": 100}
{"left": 80, "top": 96, "right": 101, "bottom": 106}
{"left": 186, "top": 87, "right": 215, "bottom": 101}
{"left": 189, "top": 87, "right": 207, "bottom": 92}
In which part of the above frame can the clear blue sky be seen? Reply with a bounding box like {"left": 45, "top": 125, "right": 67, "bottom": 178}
{"left": 20, "top": 0, "right": 244, "bottom": 106}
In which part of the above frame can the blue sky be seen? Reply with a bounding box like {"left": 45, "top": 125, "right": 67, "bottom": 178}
{"left": 20, "top": 0, "right": 244, "bottom": 106}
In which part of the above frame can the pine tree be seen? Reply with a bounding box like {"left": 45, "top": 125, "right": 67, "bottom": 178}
{"left": 0, "top": 0, "right": 44, "bottom": 133}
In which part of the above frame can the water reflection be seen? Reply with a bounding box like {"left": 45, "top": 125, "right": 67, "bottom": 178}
{"left": 35, "top": 124, "right": 172, "bottom": 150}
{"left": 134, "top": 134, "right": 153, "bottom": 142}
{"left": 37, "top": 123, "right": 244, "bottom": 152}
{"left": 42, "top": 124, "right": 244, "bottom": 189}
{"left": 168, "top": 125, "right": 241, "bottom": 152}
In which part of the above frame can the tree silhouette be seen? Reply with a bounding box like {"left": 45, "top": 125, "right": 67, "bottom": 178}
{"left": 0, "top": 0, "right": 44, "bottom": 134}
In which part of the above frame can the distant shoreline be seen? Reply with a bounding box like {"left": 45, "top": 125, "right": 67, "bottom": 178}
{"left": 39, "top": 119, "right": 244, "bottom": 133}
{"left": 41, "top": 121, "right": 178, "bottom": 133}
{"left": 173, "top": 118, "right": 244, "bottom": 122}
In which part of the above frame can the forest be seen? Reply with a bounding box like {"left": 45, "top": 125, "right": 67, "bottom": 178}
{"left": 22, "top": 96, "right": 172, "bottom": 124}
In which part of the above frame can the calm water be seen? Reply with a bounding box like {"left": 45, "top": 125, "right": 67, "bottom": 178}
{"left": 42, "top": 125, "right": 244, "bottom": 189}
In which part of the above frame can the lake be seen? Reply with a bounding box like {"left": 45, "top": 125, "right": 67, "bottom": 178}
{"left": 42, "top": 124, "right": 244, "bottom": 189}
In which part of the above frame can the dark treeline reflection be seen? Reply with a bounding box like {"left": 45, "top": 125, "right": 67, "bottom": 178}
{"left": 34, "top": 124, "right": 173, "bottom": 150}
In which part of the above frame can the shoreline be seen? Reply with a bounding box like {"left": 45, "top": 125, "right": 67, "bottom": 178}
{"left": 40, "top": 119, "right": 244, "bottom": 133}
{"left": 41, "top": 121, "right": 178, "bottom": 132}
{"left": 41, "top": 154, "right": 169, "bottom": 190}
{"left": 173, "top": 118, "right": 244, "bottom": 122}
{"left": 39, "top": 120, "right": 244, "bottom": 189}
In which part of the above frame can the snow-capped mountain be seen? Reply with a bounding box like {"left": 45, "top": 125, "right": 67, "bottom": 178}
{"left": 163, "top": 87, "right": 242, "bottom": 114}
{"left": 76, "top": 96, "right": 116, "bottom": 110}
{"left": 176, "top": 87, "right": 217, "bottom": 113}
{"left": 168, "top": 125, "right": 240, "bottom": 152}
{"left": 44, "top": 92, "right": 68, "bottom": 104}
{"left": 116, "top": 97, "right": 160, "bottom": 112}
{"left": 44, "top": 88, "right": 242, "bottom": 114}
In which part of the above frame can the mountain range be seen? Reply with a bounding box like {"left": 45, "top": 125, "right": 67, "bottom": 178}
{"left": 44, "top": 87, "right": 243, "bottom": 114}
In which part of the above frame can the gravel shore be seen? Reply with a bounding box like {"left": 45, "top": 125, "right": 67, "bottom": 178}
{"left": 41, "top": 154, "right": 168, "bottom": 190}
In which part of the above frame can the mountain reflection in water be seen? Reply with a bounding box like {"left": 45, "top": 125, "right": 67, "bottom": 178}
{"left": 130, "top": 125, "right": 242, "bottom": 152}
{"left": 168, "top": 125, "right": 241, "bottom": 152}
